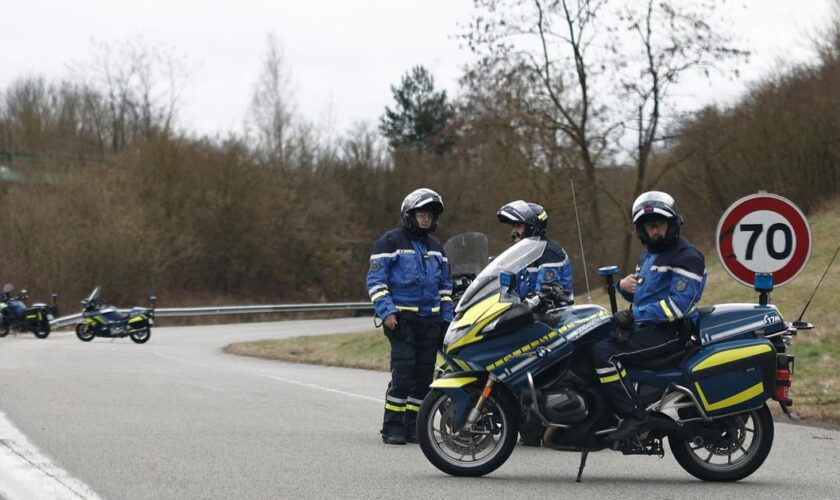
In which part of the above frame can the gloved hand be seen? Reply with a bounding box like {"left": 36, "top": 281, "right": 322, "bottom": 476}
{"left": 613, "top": 309, "right": 633, "bottom": 330}
{"left": 539, "top": 282, "right": 573, "bottom": 308}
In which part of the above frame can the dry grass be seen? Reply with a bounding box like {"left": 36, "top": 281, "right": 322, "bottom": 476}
{"left": 225, "top": 330, "right": 390, "bottom": 371}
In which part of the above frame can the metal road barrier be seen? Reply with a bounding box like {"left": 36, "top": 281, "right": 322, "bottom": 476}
{"left": 49, "top": 302, "right": 374, "bottom": 329}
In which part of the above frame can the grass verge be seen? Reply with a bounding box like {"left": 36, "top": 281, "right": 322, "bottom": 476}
{"left": 225, "top": 330, "right": 390, "bottom": 371}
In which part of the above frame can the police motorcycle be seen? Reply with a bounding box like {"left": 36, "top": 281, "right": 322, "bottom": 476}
{"left": 75, "top": 287, "right": 157, "bottom": 344}
{"left": 0, "top": 283, "right": 56, "bottom": 339}
{"left": 418, "top": 236, "right": 805, "bottom": 482}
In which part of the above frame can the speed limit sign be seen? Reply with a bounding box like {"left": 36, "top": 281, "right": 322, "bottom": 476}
{"left": 717, "top": 193, "right": 811, "bottom": 287}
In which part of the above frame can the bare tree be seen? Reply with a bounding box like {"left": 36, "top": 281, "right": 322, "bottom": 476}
{"left": 74, "top": 37, "right": 188, "bottom": 151}
{"left": 462, "top": 0, "right": 748, "bottom": 267}
{"left": 247, "top": 33, "right": 298, "bottom": 168}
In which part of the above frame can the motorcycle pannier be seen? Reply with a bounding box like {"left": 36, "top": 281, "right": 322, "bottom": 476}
{"left": 685, "top": 339, "right": 776, "bottom": 416}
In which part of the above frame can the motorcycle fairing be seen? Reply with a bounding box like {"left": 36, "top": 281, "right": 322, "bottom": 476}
{"left": 446, "top": 293, "right": 514, "bottom": 351}
{"left": 698, "top": 304, "right": 786, "bottom": 345}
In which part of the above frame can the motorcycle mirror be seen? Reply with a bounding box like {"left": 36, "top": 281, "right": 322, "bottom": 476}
{"left": 21, "top": 288, "right": 28, "bottom": 295}
{"left": 791, "top": 320, "right": 814, "bottom": 330}
{"left": 2, "top": 284, "right": 12, "bottom": 293}
{"left": 149, "top": 295, "right": 158, "bottom": 303}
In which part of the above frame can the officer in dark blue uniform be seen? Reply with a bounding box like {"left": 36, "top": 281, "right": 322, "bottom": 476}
{"left": 592, "top": 191, "right": 707, "bottom": 441}
{"left": 498, "top": 200, "right": 574, "bottom": 447}
{"left": 367, "top": 188, "right": 454, "bottom": 445}
{"left": 497, "top": 200, "right": 573, "bottom": 301}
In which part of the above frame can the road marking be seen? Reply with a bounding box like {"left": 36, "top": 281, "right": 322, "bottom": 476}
{"left": 0, "top": 411, "right": 101, "bottom": 500}
{"left": 258, "top": 374, "right": 383, "bottom": 403}
{"left": 152, "top": 349, "right": 383, "bottom": 404}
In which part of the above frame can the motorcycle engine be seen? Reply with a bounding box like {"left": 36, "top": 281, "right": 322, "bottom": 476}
{"left": 541, "top": 387, "right": 588, "bottom": 425}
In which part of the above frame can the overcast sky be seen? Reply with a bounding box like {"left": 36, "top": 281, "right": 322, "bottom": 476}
{"left": 1, "top": 0, "right": 835, "bottom": 137}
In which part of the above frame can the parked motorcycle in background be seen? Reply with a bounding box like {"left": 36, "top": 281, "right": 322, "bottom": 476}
{"left": 0, "top": 283, "right": 56, "bottom": 339}
{"left": 75, "top": 287, "right": 157, "bottom": 344}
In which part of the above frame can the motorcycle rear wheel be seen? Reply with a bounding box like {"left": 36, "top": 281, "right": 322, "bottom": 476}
{"left": 130, "top": 327, "right": 151, "bottom": 344}
{"left": 33, "top": 320, "right": 50, "bottom": 339}
{"left": 669, "top": 403, "right": 774, "bottom": 482}
{"left": 76, "top": 323, "right": 95, "bottom": 342}
{"left": 418, "top": 389, "right": 518, "bottom": 477}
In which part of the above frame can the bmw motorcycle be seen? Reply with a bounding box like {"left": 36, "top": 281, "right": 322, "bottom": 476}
{"left": 75, "top": 287, "right": 157, "bottom": 344}
{"left": 418, "top": 236, "right": 806, "bottom": 482}
{"left": 0, "top": 283, "right": 56, "bottom": 339}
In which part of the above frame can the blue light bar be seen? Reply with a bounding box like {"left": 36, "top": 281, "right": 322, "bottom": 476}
{"left": 754, "top": 273, "right": 774, "bottom": 293}
{"left": 598, "top": 266, "right": 619, "bottom": 277}
{"left": 499, "top": 272, "right": 515, "bottom": 289}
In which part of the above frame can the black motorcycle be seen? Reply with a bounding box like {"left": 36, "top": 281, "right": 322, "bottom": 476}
{"left": 75, "top": 287, "right": 157, "bottom": 344}
{"left": 0, "top": 283, "right": 56, "bottom": 339}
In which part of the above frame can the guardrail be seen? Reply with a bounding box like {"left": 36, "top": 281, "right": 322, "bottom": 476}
{"left": 49, "top": 302, "right": 374, "bottom": 329}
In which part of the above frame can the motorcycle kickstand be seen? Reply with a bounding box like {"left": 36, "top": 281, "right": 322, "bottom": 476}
{"left": 575, "top": 450, "right": 589, "bottom": 483}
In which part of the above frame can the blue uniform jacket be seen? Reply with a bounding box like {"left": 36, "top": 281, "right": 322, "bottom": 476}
{"left": 366, "top": 227, "right": 454, "bottom": 323}
{"left": 618, "top": 236, "right": 707, "bottom": 325}
{"left": 516, "top": 237, "right": 574, "bottom": 301}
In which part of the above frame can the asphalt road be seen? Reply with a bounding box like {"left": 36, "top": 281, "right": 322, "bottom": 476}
{"left": 1, "top": 318, "right": 838, "bottom": 499}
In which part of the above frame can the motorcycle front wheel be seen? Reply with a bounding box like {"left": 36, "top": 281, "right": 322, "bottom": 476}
{"left": 669, "top": 403, "right": 774, "bottom": 482}
{"left": 417, "top": 389, "right": 518, "bottom": 477}
{"left": 130, "top": 327, "right": 151, "bottom": 344}
{"left": 76, "top": 323, "right": 95, "bottom": 342}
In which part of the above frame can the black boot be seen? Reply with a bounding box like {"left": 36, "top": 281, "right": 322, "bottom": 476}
{"left": 381, "top": 433, "right": 407, "bottom": 445}
{"left": 607, "top": 410, "right": 652, "bottom": 441}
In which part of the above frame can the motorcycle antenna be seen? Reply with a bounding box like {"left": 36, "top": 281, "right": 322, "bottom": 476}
{"left": 795, "top": 243, "right": 840, "bottom": 323}
{"left": 570, "top": 177, "right": 592, "bottom": 303}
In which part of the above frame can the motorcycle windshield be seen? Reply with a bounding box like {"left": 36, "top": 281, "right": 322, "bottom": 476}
{"left": 444, "top": 232, "right": 489, "bottom": 277}
{"left": 455, "top": 237, "right": 546, "bottom": 314}
{"left": 85, "top": 287, "right": 101, "bottom": 303}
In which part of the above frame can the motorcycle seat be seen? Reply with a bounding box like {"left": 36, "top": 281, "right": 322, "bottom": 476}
{"left": 621, "top": 348, "right": 687, "bottom": 370}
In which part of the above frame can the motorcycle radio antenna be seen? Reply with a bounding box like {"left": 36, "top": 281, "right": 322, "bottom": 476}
{"left": 570, "top": 177, "right": 592, "bottom": 303}
{"left": 795, "top": 243, "right": 840, "bottom": 323}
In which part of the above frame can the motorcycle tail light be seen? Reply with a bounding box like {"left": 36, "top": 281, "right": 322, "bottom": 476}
{"left": 774, "top": 367, "right": 791, "bottom": 402}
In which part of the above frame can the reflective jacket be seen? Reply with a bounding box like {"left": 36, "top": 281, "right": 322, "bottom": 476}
{"left": 366, "top": 227, "right": 453, "bottom": 322}
{"left": 516, "top": 237, "right": 573, "bottom": 300}
{"left": 618, "top": 236, "right": 707, "bottom": 325}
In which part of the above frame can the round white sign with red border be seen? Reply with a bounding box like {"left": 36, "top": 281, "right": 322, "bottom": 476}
{"left": 716, "top": 193, "right": 811, "bottom": 288}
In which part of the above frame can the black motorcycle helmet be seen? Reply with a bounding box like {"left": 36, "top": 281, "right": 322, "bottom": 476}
{"left": 631, "top": 191, "right": 683, "bottom": 249}
{"left": 401, "top": 188, "right": 444, "bottom": 236}
{"left": 497, "top": 200, "right": 548, "bottom": 241}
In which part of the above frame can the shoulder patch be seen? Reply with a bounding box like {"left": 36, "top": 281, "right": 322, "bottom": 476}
{"left": 544, "top": 271, "right": 555, "bottom": 281}
{"left": 370, "top": 261, "right": 381, "bottom": 272}
{"left": 675, "top": 278, "right": 688, "bottom": 292}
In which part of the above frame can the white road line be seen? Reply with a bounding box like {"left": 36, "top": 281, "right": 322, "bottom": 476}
{"left": 258, "top": 374, "right": 383, "bottom": 403}
{"left": 152, "top": 350, "right": 383, "bottom": 404}
{"left": 0, "top": 411, "right": 101, "bottom": 500}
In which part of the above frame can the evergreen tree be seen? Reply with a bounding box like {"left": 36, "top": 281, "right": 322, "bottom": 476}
{"left": 379, "top": 66, "right": 453, "bottom": 155}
